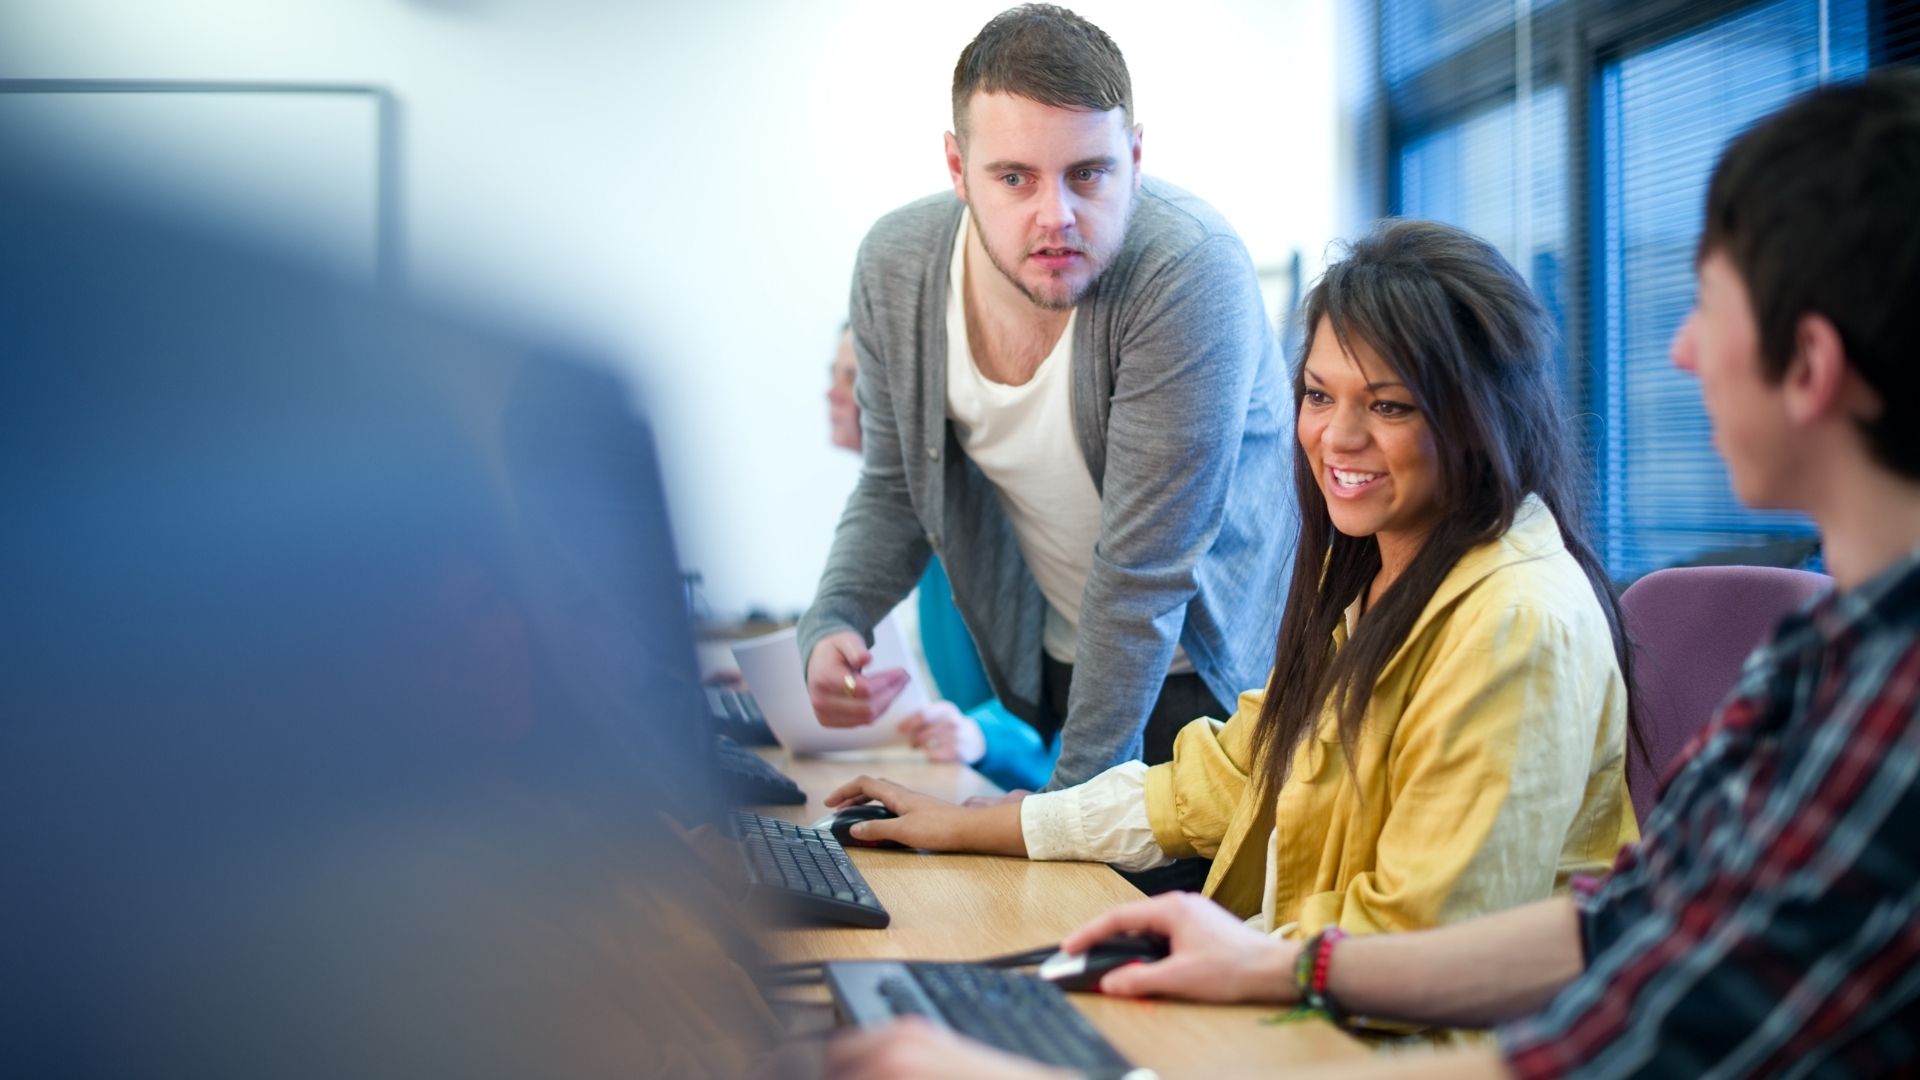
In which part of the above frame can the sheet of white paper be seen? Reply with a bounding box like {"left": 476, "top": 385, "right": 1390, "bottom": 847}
{"left": 731, "top": 618, "right": 928, "bottom": 755}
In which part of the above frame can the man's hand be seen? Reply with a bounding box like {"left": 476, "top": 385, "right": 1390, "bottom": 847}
{"left": 822, "top": 775, "right": 1027, "bottom": 856}
{"left": 1061, "top": 892, "right": 1299, "bottom": 1003}
{"left": 807, "top": 630, "right": 910, "bottom": 728}
{"left": 898, "top": 702, "right": 987, "bottom": 764}
{"left": 824, "top": 1018, "right": 1068, "bottom": 1080}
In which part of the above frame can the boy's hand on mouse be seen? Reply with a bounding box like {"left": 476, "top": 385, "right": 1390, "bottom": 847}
{"left": 822, "top": 776, "right": 1029, "bottom": 857}
{"left": 1062, "top": 892, "right": 1299, "bottom": 1004}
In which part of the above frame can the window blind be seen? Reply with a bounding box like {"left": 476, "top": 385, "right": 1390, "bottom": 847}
{"left": 1595, "top": 0, "right": 1868, "bottom": 577}
{"left": 1398, "top": 85, "right": 1570, "bottom": 377}
{"left": 1375, "top": 0, "right": 1899, "bottom": 580}
{"left": 1874, "top": 0, "right": 1920, "bottom": 66}
{"left": 1383, "top": 0, "right": 1564, "bottom": 85}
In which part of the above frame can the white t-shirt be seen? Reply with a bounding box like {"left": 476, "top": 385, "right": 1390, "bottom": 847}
{"left": 945, "top": 212, "right": 1101, "bottom": 664}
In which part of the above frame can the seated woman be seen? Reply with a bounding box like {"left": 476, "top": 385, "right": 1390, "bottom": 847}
{"left": 826, "top": 219, "right": 1639, "bottom": 962}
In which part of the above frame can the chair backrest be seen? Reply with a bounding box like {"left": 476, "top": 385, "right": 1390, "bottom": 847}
{"left": 1620, "top": 564, "right": 1830, "bottom": 825}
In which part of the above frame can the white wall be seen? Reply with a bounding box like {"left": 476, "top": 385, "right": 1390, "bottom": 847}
{"left": 0, "top": 0, "right": 1339, "bottom": 619}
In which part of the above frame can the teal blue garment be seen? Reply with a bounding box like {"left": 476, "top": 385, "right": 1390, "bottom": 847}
{"left": 916, "top": 558, "right": 1059, "bottom": 792}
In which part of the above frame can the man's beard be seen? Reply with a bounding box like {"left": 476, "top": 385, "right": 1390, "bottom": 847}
{"left": 968, "top": 195, "right": 1133, "bottom": 312}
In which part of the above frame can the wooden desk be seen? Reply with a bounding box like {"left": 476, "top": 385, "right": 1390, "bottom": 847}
{"left": 750, "top": 748, "right": 1367, "bottom": 1077}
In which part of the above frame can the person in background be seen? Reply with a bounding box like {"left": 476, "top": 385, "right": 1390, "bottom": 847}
{"left": 825, "top": 326, "right": 862, "bottom": 453}
{"left": 826, "top": 326, "right": 1059, "bottom": 791}
{"left": 827, "top": 218, "right": 1639, "bottom": 1053}
{"left": 826, "top": 71, "right": 1920, "bottom": 1080}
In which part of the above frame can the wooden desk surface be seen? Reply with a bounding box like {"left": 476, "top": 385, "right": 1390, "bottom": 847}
{"left": 750, "top": 748, "right": 1366, "bottom": 1077}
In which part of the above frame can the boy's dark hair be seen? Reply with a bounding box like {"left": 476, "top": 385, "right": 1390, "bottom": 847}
{"left": 951, "top": 4, "right": 1132, "bottom": 146}
{"left": 1701, "top": 70, "right": 1920, "bottom": 478}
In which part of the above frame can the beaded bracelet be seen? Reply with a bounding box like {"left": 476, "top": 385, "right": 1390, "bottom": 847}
{"left": 1294, "top": 926, "right": 1351, "bottom": 1026}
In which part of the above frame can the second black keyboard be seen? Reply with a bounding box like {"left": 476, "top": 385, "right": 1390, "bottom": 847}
{"left": 731, "top": 811, "right": 890, "bottom": 929}
{"left": 715, "top": 734, "right": 806, "bottom": 805}
{"left": 706, "top": 686, "right": 775, "bottom": 745}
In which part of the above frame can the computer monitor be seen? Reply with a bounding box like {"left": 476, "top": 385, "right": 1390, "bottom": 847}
{"left": 0, "top": 175, "right": 763, "bottom": 1076}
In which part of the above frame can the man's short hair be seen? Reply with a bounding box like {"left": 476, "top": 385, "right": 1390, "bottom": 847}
{"left": 1701, "top": 70, "right": 1920, "bottom": 479}
{"left": 950, "top": 4, "right": 1132, "bottom": 146}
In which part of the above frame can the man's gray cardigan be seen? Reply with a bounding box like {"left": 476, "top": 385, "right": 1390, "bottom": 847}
{"left": 799, "top": 178, "right": 1296, "bottom": 789}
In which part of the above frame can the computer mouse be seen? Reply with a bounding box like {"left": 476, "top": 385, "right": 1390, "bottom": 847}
{"left": 821, "top": 803, "right": 910, "bottom": 850}
{"left": 1037, "top": 932, "right": 1171, "bottom": 993}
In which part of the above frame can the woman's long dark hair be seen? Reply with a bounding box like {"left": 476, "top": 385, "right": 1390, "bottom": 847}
{"left": 1249, "top": 219, "right": 1639, "bottom": 807}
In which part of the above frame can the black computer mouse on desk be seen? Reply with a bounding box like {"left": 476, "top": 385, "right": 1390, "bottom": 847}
{"left": 820, "top": 803, "right": 910, "bottom": 850}
{"left": 1037, "top": 932, "right": 1172, "bottom": 993}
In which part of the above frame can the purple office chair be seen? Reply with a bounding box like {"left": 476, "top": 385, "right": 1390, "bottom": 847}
{"left": 1620, "top": 564, "right": 1830, "bottom": 825}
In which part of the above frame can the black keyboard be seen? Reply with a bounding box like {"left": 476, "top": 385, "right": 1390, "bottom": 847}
{"left": 825, "top": 961, "right": 1141, "bottom": 1079}
{"left": 731, "top": 811, "right": 890, "bottom": 929}
{"left": 706, "top": 686, "right": 775, "bottom": 745}
{"left": 714, "top": 734, "right": 806, "bottom": 805}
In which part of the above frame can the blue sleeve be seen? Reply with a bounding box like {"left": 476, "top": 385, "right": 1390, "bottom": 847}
{"left": 916, "top": 559, "right": 995, "bottom": 711}
{"left": 918, "top": 559, "right": 1055, "bottom": 790}
{"left": 969, "top": 701, "right": 1061, "bottom": 793}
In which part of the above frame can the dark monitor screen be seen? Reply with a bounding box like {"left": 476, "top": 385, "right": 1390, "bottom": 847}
{"left": 0, "top": 177, "right": 757, "bottom": 1075}
{"left": 0, "top": 175, "right": 719, "bottom": 822}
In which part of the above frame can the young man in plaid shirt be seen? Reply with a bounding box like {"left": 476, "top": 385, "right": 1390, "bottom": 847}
{"left": 826, "top": 72, "right": 1920, "bottom": 1080}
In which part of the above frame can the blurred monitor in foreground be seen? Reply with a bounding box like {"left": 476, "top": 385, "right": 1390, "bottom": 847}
{"left": 0, "top": 169, "right": 774, "bottom": 1077}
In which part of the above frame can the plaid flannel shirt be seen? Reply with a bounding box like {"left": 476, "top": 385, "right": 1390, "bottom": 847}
{"left": 1501, "top": 544, "right": 1920, "bottom": 1078}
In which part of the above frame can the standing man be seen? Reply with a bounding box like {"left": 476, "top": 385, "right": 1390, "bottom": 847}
{"left": 798, "top": 4, "right": 1295, "bottom": 791}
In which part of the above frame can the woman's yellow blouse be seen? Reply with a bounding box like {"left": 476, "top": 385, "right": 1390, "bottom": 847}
{"left": 1142, "top": 496, "right": 1638, "bottom": 937}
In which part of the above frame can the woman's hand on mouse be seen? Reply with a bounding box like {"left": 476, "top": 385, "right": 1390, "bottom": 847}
{"left": 822, "top": 776, "right": 1029, "bottom": 856}
{"left": 1061, "top": 891, "right": 1300, "bottom": 1004}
